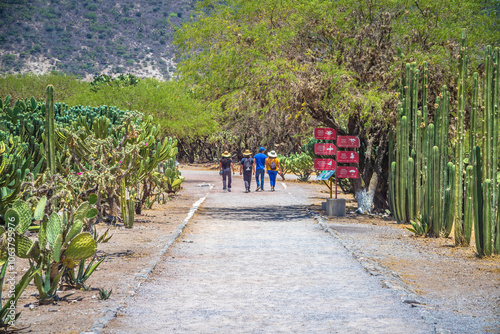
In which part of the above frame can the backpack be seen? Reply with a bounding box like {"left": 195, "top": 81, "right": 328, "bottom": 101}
{"left": 243, "top": 158, "right": 253, "bottom": 172}
{"left": 221, "top": 157, "right": 231, "bottom": 169}
{"left": 270, "top": 160, "right": 277, "bottom": 171}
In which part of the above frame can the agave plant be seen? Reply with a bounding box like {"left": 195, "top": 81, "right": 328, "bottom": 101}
{"left": 0, "top": 262, "right": 36, "bottom": 328}
{"left": 98, "top": 287, "right": 112, "bottom": 300}
{"left": 407, "top": 216, "right": 430, "bottom": 236}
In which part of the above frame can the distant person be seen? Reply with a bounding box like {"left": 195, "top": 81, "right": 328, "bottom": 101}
{"left": 265, "top": 150, "right": 282, "bottom": 191}
{"left": 219, "top": 151, "right": 235, "bottom": 192}
{"left": 253, "top": 147, "right": 267, "bottom": 191}
{"left": 239, "top": 149, "right": 255, "bottom": 193}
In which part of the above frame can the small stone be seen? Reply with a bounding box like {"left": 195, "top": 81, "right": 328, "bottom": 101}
{"left": 28, "top": 304, "right": 35, "bottom": 310}
{"left": 48, "top": 308, "right": 59, "bottom": 312}
{"left": 435, "top": 329, "right": 451, "bottom": 334}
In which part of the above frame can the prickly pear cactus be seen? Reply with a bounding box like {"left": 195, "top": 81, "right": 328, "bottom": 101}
{"left": 63, "top": 233, "right": 97, "bottom": 261}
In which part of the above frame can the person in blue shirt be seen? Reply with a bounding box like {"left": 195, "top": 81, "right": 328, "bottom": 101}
{"left": 253, "top": 147, "right": 267, "bottom": 191}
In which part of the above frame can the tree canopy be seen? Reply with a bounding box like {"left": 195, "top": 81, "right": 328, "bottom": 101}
{"left": 174, "top": 0, "right": 500, "bottom": 209}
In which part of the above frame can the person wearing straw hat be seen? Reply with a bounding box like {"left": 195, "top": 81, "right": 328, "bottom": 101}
{"left": 239, "top": 149, "right": 255, "bottom": 193}
{"left": 219, "top": 151, "right": 235, "bottom": 192}
{"left": 265, "top": 150, "right": 282, "bottom": 191}
{"left": 253, "top": 147, "right": 267, "bottom": 191}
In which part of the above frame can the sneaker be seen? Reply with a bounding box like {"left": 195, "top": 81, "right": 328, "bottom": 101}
{"left": 247, "top": 188, "right": 251, "bottom": 192}
{"left": 271, "top": 187, "right": 275, "bottom": 191}
{"left": 228, "top": 188, "right": 231, "bottom": 192}
{"left": 256, "top": 186, "right": 260, "bottom": 192}
{"left": 224, "top": 189, "right": 227, "bottom": 193}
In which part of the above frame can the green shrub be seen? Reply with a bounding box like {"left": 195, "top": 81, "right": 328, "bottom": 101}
{"left": 286, "top": 153, "right": 315, "bottom": 182}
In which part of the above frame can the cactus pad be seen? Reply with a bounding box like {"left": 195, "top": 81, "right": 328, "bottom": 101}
{"left": 65, "top": 220, "right": 83, "bottom": 244}
{"left": 87, "top": 208, "right": 98, "bottom": 219}
{"left": 34, "top": 196, "right": 47, "bottom": 221}
{"left": 13, "top": 200, "right": 33, "bottom": 234}
{"left": 74, "top": 202, "right": 90, "bottom": 222}
{"left": 53, "top": 234, "right": 62, "bottom": 262}
{"left": 15, "top": 234, "right": 34, "bottom": 258}
{"left": 63, "top": 232, "right": 97, "bottom": 261}
{"left": 3, "top": 208, "right": 19, "bottom": 230}
{"left": 88, "top": 193, "right": 98, "bottom": 205}
{"left": 47, "top": 212, "right": 62, "bottom": 249}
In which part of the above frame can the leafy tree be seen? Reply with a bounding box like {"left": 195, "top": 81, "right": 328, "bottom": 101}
{"left": 174, "top": 0, "right": 500, "bottom": 211}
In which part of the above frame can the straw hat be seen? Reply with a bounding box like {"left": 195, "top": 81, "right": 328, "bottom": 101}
{"left": 268, "top": 150, "right": 277, "bottom": 158}
{"left": 243, "top": 149, "right": 252, "bottom": 156}
{"left": 221, "top": 151, "right": 231, "bottom": 157}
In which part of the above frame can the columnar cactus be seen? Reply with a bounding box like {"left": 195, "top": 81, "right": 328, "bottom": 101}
{"left": 454, "top": 30, "right": 468, "bottom": 245}
{"left": 389, "top": 30, "right": 498, "bottom": 255}
{"left": 45, "top": 85, "right": 56, "bottom": 175}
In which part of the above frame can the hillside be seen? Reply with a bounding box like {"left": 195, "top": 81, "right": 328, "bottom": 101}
{"left": 0, "top": 0, "right": 196, "bottom": 80}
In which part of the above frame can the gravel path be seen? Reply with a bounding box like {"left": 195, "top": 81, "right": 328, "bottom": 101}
{"left": 105, "top": 170, "right": 432, "bottom": 333}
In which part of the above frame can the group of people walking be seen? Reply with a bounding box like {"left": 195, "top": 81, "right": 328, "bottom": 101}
{"left": 219, "top": 147, "right": 283, "bottom": 193}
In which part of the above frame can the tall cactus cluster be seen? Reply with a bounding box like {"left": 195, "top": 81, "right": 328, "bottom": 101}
{"left": 390, "top": 62, "right": 454, "bottom": 237}
{"left": 1, "top": 85, "right": 183, "bottom": 225}
{"left": 0, "top": 84, "right": 185, "bottom": 324}
{"left": 389, "top": 30, "right": 500, "bottom": 256}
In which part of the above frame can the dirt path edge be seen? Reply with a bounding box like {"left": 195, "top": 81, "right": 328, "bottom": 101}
{"left": 306, "top": 208, "right": 452, "bottom": 334}
{"left": 82, "top": 189, "right": 212, "bottom": 334}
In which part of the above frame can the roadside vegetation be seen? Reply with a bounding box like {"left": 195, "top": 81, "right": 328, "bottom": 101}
{"left": 0, "top": 0, "right": 499, "bottom": 329}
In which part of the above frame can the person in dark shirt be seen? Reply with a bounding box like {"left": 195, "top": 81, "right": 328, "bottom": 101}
{"left": 239, "top": 149, "right": 255, "bottom": 193}
{"left": 219, "top": 151, "right": 235, "bottom": 192}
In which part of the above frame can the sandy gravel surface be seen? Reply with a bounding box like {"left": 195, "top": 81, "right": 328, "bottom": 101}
{"left": 12, "top": 167, "right": 497, "bottom": 333}
{"left": 105, "top": 170, "right": 433, "bottom": 333}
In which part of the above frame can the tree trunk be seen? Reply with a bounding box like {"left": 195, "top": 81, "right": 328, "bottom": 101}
{"left": 354, "top": 172, "right": 378, "bottom": 213}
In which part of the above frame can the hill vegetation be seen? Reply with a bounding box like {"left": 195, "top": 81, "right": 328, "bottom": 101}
{"left": 0, "top": 0, "right": 499, "bottom": 212}
{"left": 0, "top": 0, "right": 195, "bottom": 79}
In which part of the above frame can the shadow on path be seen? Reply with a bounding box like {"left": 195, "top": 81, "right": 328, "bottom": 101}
{"left": 198, "top": 205, "right": 309, "bottom": 222}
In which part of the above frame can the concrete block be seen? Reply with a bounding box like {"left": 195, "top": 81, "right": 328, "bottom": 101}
{"left": 326, "top": 198, "right": 346, "bottom": 217}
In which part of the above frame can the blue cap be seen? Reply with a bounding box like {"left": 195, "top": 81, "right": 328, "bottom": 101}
{"left": 259, "top": 147, "right": 266, "bottom": 152}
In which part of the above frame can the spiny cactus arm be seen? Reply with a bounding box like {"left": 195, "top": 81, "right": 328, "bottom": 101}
{"left": 443, "top": 162, "right": 455, "bottom": 237}
{"left": 431, "top": 146, "right": 441, "bottom": 235}
{"left": 45, "top": 85, "right": 56, "bottom": 175}
{"left": 69, "top": 150, "right": 90, "bottom": 173}
{"left": 464, "top": 166, "right": 474, "bottom": 244}
{"left": 483, "top": 179, "right": 492, "bottom": 256}
{"left": 472, "top": 146, "right": 484, "bottom": 255}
